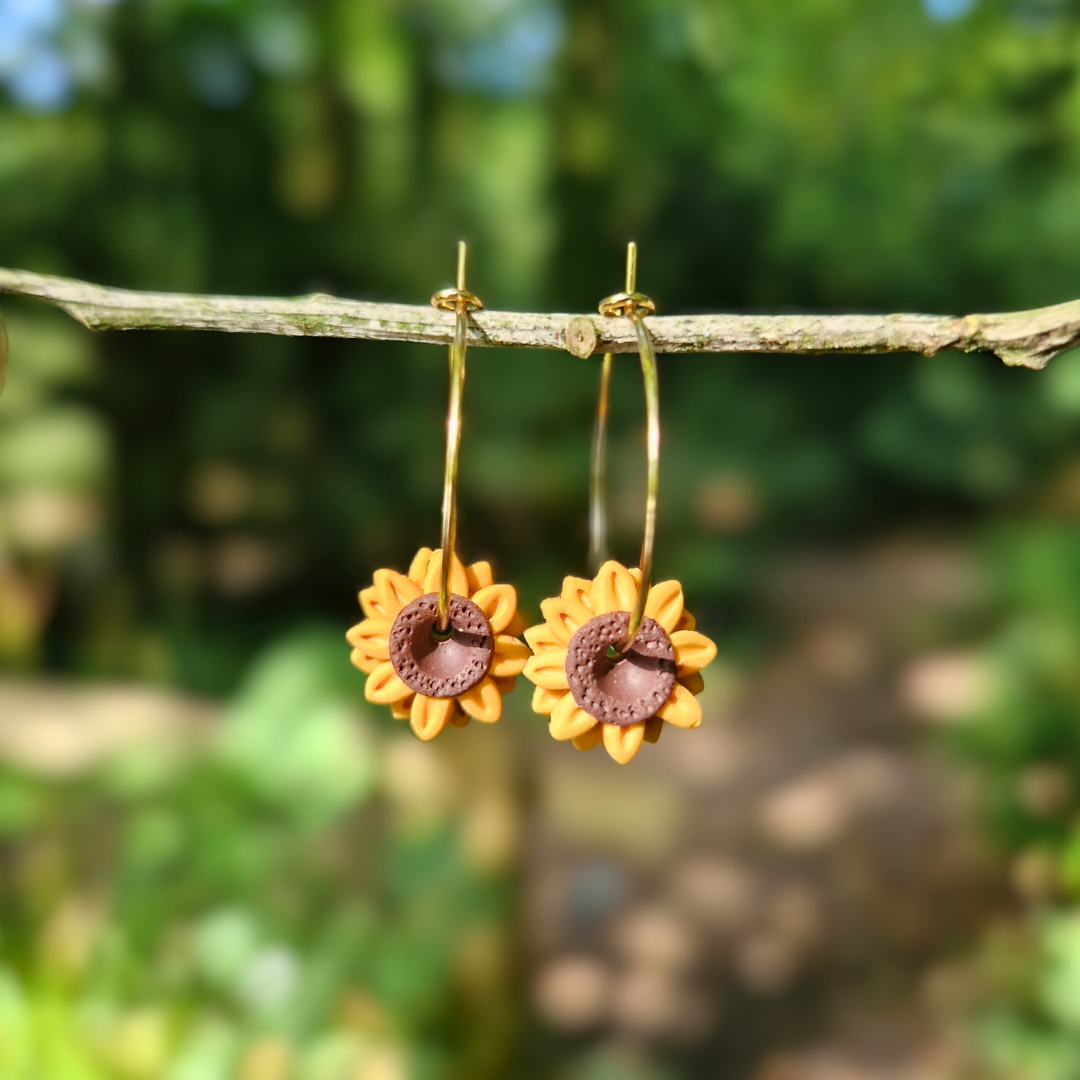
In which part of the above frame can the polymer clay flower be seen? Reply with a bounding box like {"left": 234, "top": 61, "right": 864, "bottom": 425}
{"left": 522, "top": 559, "right": 716, "bottom": 764}
{"left": 347, "top": 547, "right": 530, "bottom": 741}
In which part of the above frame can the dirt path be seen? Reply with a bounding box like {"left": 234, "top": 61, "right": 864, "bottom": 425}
{"left": 522, "top": 540, "right": 1004, "bottom": 1079}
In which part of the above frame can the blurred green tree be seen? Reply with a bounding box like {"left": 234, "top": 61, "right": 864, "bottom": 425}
{"left": 6, "top": 0, "right": 1080, "bottom": 1076}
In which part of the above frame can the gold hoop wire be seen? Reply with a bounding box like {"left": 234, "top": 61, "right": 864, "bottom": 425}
{"left": 595, "top": 241, "right": 660, "bottom": 655}
{"left": 430, "top": 241, "right": 483, "bottom": 634}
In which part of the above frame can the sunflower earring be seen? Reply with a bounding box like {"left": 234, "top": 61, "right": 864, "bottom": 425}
{"left": 347, "top": 244, "right": 530, "bottom": 740}
{"left": 522, "top": 243, "right": 717, "bottom": 764}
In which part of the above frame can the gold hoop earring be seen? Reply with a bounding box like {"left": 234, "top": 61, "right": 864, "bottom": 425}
{"left": 521, "top": 243, "right": 717, "bottom": 764}
{"left": 347, "top": 243, "right": 530, "bottom": 740}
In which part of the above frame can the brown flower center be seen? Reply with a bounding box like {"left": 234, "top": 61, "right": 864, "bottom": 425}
{"left": 565, "top": 612, "right": 676, "bottom": 725}
{"left": 389, "top": 593, "right": 494, "bottom": 699}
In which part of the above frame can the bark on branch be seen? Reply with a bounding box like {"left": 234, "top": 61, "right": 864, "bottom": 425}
{"left": 1, "top": 266, "right": 1078, "bottom": 370}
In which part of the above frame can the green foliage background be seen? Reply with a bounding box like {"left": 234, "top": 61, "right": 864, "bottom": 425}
{"left": 4, "top": 0, "right": 1080, "bottom": 1076}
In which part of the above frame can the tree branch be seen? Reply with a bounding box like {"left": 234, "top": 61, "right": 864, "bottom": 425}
{"left": 1, "top": 266, "right": 1078, "bottom": 369}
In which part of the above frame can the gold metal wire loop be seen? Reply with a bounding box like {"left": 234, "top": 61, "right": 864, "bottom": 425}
{"left": 594, "top": 241, "right": 660, "bottom": 655}
{"left": 430, "top": 241, "right": 481, "bottom": 634}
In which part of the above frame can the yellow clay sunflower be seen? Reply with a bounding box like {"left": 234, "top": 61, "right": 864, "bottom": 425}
{"left": 347, "top": 547, "right": 529, "bottom": 741}
{"left": 522, "top": 559, "right": 716, "bottom": 764}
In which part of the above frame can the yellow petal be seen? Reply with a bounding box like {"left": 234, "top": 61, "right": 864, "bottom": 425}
{"left": 365, "top": 662, "right": 413, "bottom": 704}
{"left": 345, "top": 618, "right": 391, "bottom": 660}
{"left": 408, "top": 547, "right": 434, "bottom": 586}
{"left": 493, "top": 676, "right": 517, "bottom": 695}
{"left": 549, "top": 693, "right": 599, "bottom": 741}
{"left": 422, "top": 549, "right": 469, "bottom": 597}
{"left": 410, "top": 695, "right": 453, "bottom": 741}
{"left": 590, "top": 560, "right": 639, "bottom": 616}
{"left": 491, "top": 634, "right": 530, "bottom": 677}
{"left": 572, "top": 727, "right": 603, "bottom": 751}
{"left": 377, "top": 568, "right": 424, "bottom": 615}
{"left": 458, "top": 676, "right": 502, "bottom": 723}
{"left": 524, "top": 623, "right": 562, "bottom": 653}
{"left": 602, "top": 723, "right": 646, "bottom": 764}
{"left": 561, "top": 576, "right": 594, "bottom": 608}
{"left": 643, "top": 716, "right": 664, "bottom": 743}
{"left": 361, "top": 569, "right": 423, "bottom": 621}
{"left": 505, "top": 611, "right": 527, "bottom": 637}
{"left": 448, "top": 708, "right": 470, "bottom": 728}
{"left": 539, "top": 597, "right": 593, "bottom": 645}
{"left": 629, "top": 567, "right": 643, "bottom": 587}
{"left": 671, "top": 630, "right": 717, "bottom": 676}
{"left": 675, "top": 610, "right": 696, "bottom": 632}
{"left": 532, "top": 685, "right": 562, "bottom": 715}
{"left": 471, "top": 584, "right": 517, "bottom": 634}
{"left": 655, "top": 683, "right": 702, "bottom": 729}
{"left": 680, "top": 671, "right": 705, "bottom": 696}
{"left": 467, "top": 560, "right": 494, "bottom": 592}
{"left": 390, "top": 701, "right": 411, "bottom": 720}
{"left": 523, "top": 649, "right": 570, "bottom": 691}
{"left": 350, "top": 648, "right": 380, "bottom": 675}
{"left": 644, "top": 579, "right": 685, "bottom": 634}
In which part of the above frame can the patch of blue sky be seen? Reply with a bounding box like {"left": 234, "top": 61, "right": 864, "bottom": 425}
{"left": 437, "top": 0, "right": 564, "bottom": 97}
{"left": 0, "top": 0, "right": 72, "bottom": 110}
{"left": 0, "top": 8, "right": 40, "bottom": 74}
{"left": 0, "top": 0, "right": 65, "bottom": 37}
{"left": 923, "top": 0, "right": 978, "bottom": 21}
{"left": 0, "top": 0, "right": 120, "bottom": 111}
{"left": 8, "top": 44, "right": 73, "bottom": 109}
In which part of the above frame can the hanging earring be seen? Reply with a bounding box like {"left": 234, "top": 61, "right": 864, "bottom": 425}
{"left": 522, "top": 243, "right": 717, "bottom": 764}
{"left": 347, "top": 243, "right": 530, "bottom": 740}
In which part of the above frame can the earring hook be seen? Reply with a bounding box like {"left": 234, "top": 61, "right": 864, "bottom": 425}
{"left": 431, "top": 241, "right": 483, "bottom": 634}
{"left": 597, "top": 241, "right": 660, "bottom": 655}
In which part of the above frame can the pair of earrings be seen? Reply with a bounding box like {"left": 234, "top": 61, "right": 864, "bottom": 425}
{"left": 346, "top": 243, "right": 716, "bottom": 764}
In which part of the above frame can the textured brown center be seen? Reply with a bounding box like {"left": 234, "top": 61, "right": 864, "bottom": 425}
{"left": 389, "top": 593, "right": 494, "bottom": 699}
{"left": 565, "top": 612, "right": 676, "bottom": 726}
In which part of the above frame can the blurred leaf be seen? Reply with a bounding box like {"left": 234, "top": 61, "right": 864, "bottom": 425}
{"left": 164, "top": 1018, "right": 239, "bottom": 1080}
{"left": 0, "top": 407, "right": 110, "bottom": 490}
{"left": 1042, "top": 914, "right": 1080, "bottom": 1032}
{"left": 191, "top": 907, "right": 261, "bottom": 993}
{"left": 216, "top": 630, "right": 377, "bottom": 824}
